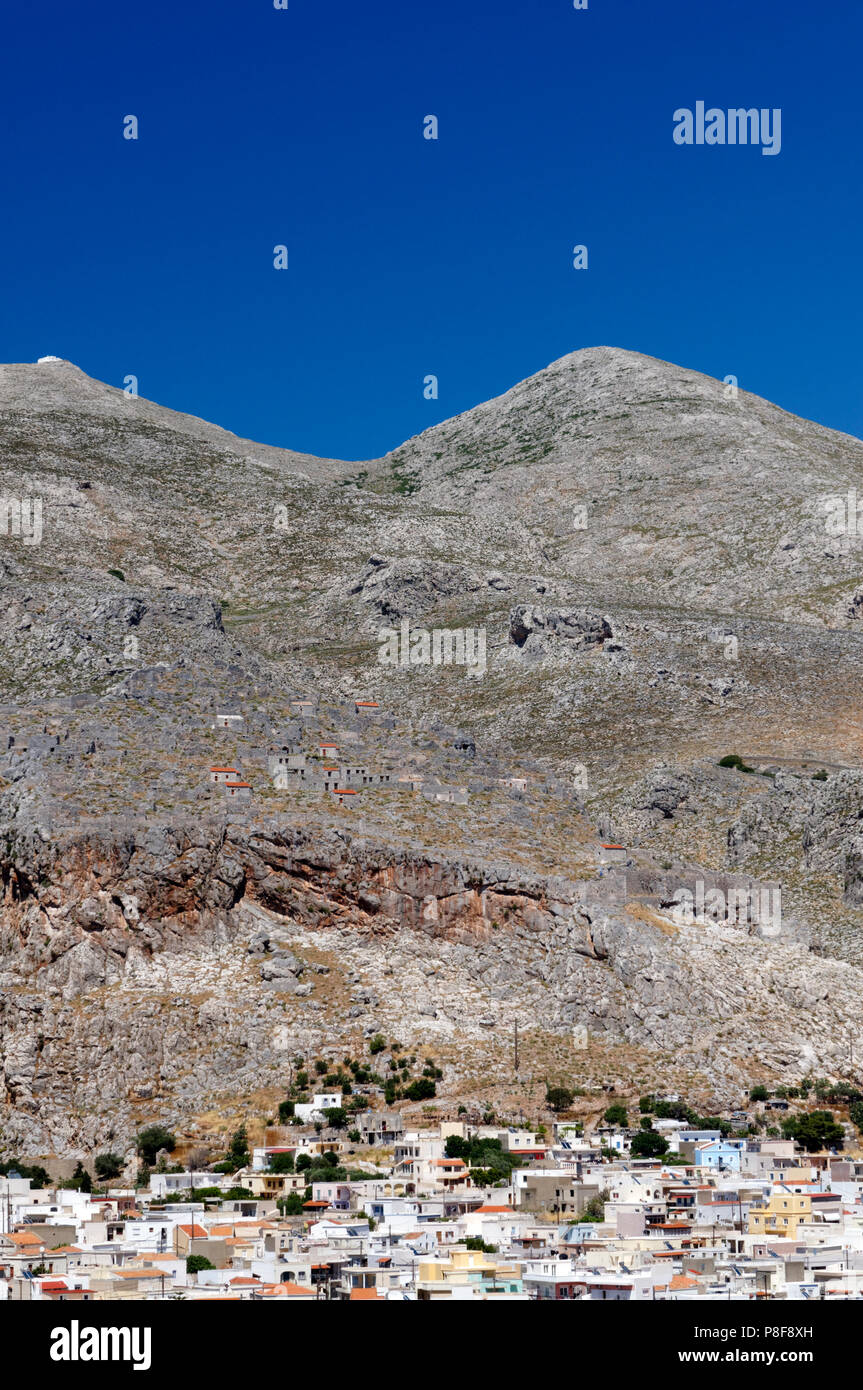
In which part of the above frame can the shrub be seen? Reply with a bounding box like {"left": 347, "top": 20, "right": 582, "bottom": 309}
{"left": 782, "top": 1110, "right": 844, "bottom": 1152}
{"left": 630, "top": 1130, "right": 669, "bottom": 1157}
{"left": 404, "top": 1078, "right": 436, "bottom": 1102}
{"left": 717, "top": 753, "right": 755, "bottom": 773}
{"left": 94, "top": 1153, "right": 124, "bottom": 1180}
{"left": 545, "top": 1086, "right": 574, "bottom": 1113}
{"left": 226, "top": 1125, "right": 250, "bottom": 1171}
{"left": 186, "top": 1255, "right": 214, "bottom": 1274}
{"left": 136, "top": 1125, "right": 176, "bottom": 1164}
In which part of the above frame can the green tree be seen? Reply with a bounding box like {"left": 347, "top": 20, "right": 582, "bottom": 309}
{"left": 227, "top": 1124, "right": 250, "bottom": 1170}
{"left": 270, "top": 1151, "right": 295, "bottom": 1173}
{"left": 71, "top": 1161, "right": 93, "bottom": 1192}
{"left": 630, "top": 1130, "right": 669, "bottom": 1157}
{"left": 545, "top": 1086, "right": 574, "bottom": 1113}
{"left": 404, "top": 1078, "right": 436, "bottom": 1102}
{"left": 718, "top": 754, "right": 754, "bottom": 772}
{"left": 94, "top": 1153, "right": 124, "bottom": 1181}
{"left": 581, "top": 1189, "right": 610, "bottom": 1222}
{"left": 324, "top": 1107, "right": 347, "bottom": 1129}
{"left": 603, "top": 1103, "right": 628, "bottom": 1127}
{"left": 782, "top": 1110, "right": 844, "bottom": 1153}
{"left": 445, "top": 1135, "right": 470, "bottom": 1159}
{"left": 136, "top": 1125, "right": 177, "bottom": 1165}
{"left": 369, "top": 1034, "right": 386, "bottom": 1055}
{"left": 280, "top": 1192, "right": 305, "bottom": 1215}
{"left": 186, "top": 1255, "right": 215, "bottom": 1274}
{"left": 749, "top": 1085, "right": 769, "bottom": 1102}
{"left": 278, "top": 1100, "right": 295, "bottom": 1124}
{"left": 348, "top": 1129, "right": 361, "bottom": 1144}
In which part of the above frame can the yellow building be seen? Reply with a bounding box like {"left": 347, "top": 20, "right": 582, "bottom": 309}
{"left": 247, "top": 1172, "right": 306, "bottom": 1200}
{"left": 416, "top": 1249, "right": 523, "bottom": 1300}
{"left": 747, "top": 1189, "right": 812, "bottom": 1237}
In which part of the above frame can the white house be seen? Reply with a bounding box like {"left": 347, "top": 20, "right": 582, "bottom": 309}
{"left": 294, "top": 1092, "right": 342, "bottom": 1124}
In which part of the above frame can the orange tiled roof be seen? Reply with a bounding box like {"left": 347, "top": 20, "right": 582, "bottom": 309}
{"left": 260, "top": 1282, "right": 316, "bottom": 1297}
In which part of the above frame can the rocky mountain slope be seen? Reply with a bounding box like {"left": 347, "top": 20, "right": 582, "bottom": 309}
{"left": 2, "top": 348, "right": 863, "bottom": 1155}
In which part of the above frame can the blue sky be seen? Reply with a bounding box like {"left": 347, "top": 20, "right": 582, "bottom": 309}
{"left": 2, "top": 0, "right": 860, "bottom": 459}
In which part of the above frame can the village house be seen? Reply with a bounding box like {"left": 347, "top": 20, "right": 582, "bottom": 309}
{"left": 415, "top": 1249, "right": 526, "bottom": 1301}
{"left": 748, "top": 1188, "right": 813, "bottom": 1238}
{"left": 397, "top": 774, "right": 424, "bottom": 791}
{"left": 247, "top": 1171, "right": 306, "bottom": 1201}
{"left": 267, "top": 746, "right": 306, "bottom": 778}
{"left": 596, "top": 843, "right": 627, "bottom": 866}
{"left": 331, "top": 787, "right": 359, "bottom": 806}
{"left": 223, "top": 780, "right": 252, "bottom": 801}
{"left": 210, "top": 766, "right": 239, "bottom": 784}
{"left": 294, "top": 1093, "right": 343, "bottom": 1124}
{"left": 360, "top": 1111, "right": 404, "bottom": 1145}
{"left": 289, "top": 700, "right": 316, "bottom": 718}
{"left": 312, "top": 1182, "right": 352, "bottom": 1212}
{"left": 337, "top": 763, "right": 369, "bottom": 786}
{"left": 213, "top": 713, "right": 243, "bottom": 729}
{"left": 354, "top": 701, "right": 379, "bottom": 717}
{"left": 422, "top": 781, "right": 469, "bottom": 805}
